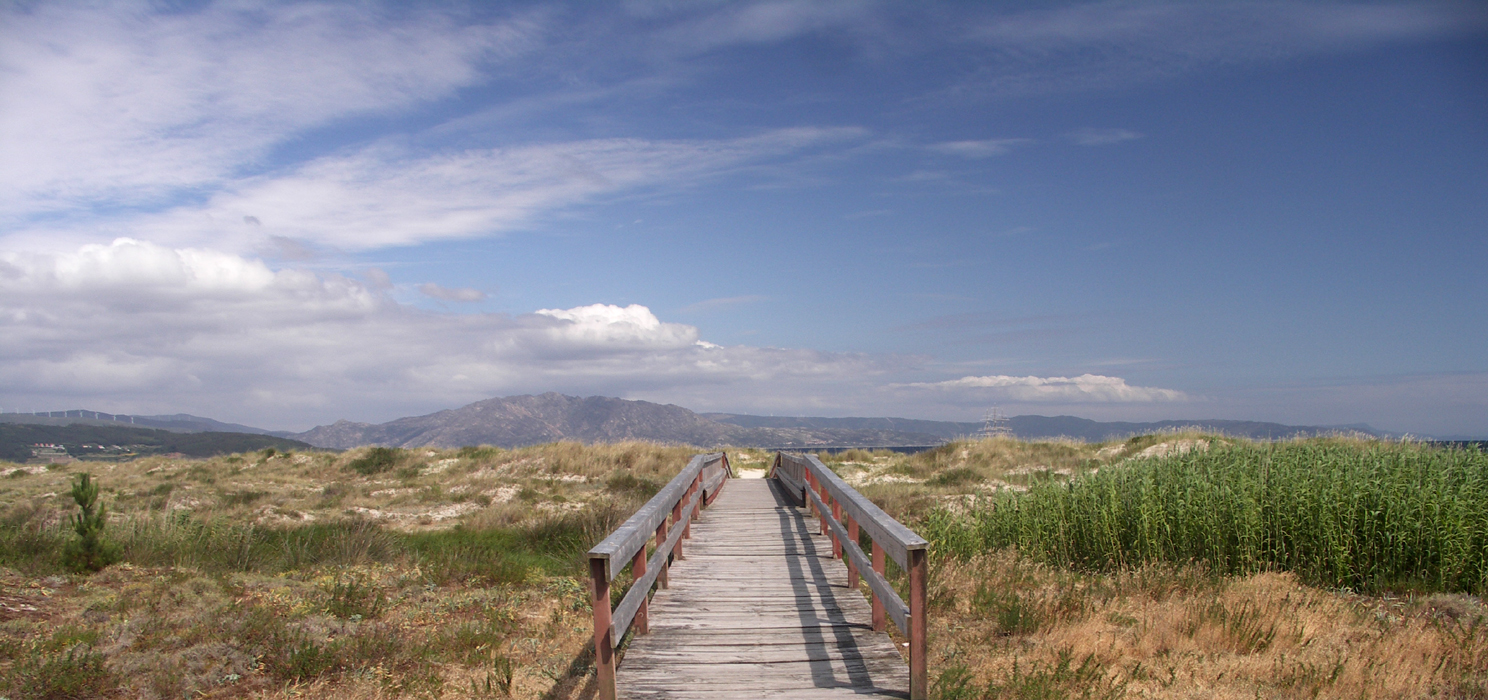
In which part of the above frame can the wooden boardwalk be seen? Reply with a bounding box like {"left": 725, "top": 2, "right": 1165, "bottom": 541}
{"left": 615, "top": 478, "right": 910, "bottom": 699}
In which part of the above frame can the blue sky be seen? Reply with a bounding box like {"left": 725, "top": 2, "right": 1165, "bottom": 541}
{"left": 2, "top": 1, "right": 1485, "bottom": 436}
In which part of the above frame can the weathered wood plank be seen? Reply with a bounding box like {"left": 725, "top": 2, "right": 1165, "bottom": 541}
{"left": 624, "top": 689, "right": 907, "bottom": 699}
{"left": 613, "top": 478, "right": 911, "bottom": 700}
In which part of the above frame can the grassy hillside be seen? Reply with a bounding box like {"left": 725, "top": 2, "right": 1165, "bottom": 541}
{"left": 1, "top": 437, "right": 1483, "bottom": 699}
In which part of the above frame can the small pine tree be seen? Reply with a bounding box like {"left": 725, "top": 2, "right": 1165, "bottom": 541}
{"left": 63, "top": 473, "right": 120, "bottom": 573}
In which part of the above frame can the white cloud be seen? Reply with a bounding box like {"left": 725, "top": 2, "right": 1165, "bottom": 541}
{"left": 1066, "top": 128, "right": 1142, "bottom": 146}
{"left": 14, "top": 128, "right": 865, "bottom": 253}
{"left": 902, "top": 373, "right": 1188, "bottom": 403}
{"left": 930, "top": 138, "right": 1032, "bottom": 158}
{"left": 0, "top": 240, "right": 889, "bottom": 429}
{"left": 418, "top": 283, "right": 487, "bottom": 302}
{"left": 0, "top": 1, "right": 536, "bottom": 218}
{"left": 534, "top": 304, "right": 699, "bottom": 351}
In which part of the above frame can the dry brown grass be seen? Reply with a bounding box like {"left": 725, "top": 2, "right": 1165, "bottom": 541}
{"left": 0, "top": 561, "right": 599, "bottom": 699}
{"left": 929, "top": 550, "right": 1488, "bottom": 698}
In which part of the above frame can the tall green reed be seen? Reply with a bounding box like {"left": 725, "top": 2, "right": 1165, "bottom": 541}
{"left": 925, "top": 441, "right": 1488, "bottom": 595}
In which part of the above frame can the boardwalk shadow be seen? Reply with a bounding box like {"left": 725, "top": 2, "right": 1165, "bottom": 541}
{"left": 769, "top": 478, "right": 904, "bottom": 697}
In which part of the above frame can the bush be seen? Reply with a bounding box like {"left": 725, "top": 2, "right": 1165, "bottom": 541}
{"left": 605, "top": 471, "right": 660, "bottom": 497}
{"left": 325, "top": 577, "right": 387, "bottom": 620}
{"left": 3, "top": 645, "right": 117, "bottom": 699}
{"left": 347, "top": 447, "right": 400, "bottom": 475}
{"left": 928, "top": 466, "right": 985, "bottom": 487}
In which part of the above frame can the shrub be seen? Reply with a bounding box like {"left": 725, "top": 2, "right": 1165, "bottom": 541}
{"left": 325, "top": 577, "right": 387, "bottom": 620}
{"left": 928, "top": 467, "right": 984, "bottom": 487}
{"left": 3, "top": 645, "right": 117, "bottom": 699}
{"left": 347, "top": 447, "right": 400, "bottom": 475}
{"left": 605, "top": 471, "right": 660, "bottom": 497}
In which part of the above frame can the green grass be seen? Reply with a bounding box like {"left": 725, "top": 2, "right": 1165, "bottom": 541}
{"left": 924, "top": 440, "right": 1488, "bottom": 595}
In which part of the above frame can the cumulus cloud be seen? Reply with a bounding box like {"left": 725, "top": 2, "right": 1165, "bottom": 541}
{"left": 534, "top": 304, "right": 699, "bottom": 351}
{"left": 901, "top": 373, "right": 1188, "bottom": 403}
{"left": 418, "top": 283, "right": 487, "bottom": 302}
{"left": 0, "top": 240, "right": 891, "bottom": 428}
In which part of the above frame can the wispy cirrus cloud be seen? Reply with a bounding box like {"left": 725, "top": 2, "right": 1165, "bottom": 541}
{"left": 11, "top": 127, "right": 867, "bottom": 253}
{"left": 956, "top": 1, "right": 1488, "bottom": 96}
{"left": 1066, "top": 128, "right": 1143, "bottom": 146}
{"left": 929, "top": 138, "right": 1034, "bottom": 158}
{"left": 648, "top": 0, "right": 885, "bottom": 53}
{"left": 679, "top": 295, "right": 770, "bottom": 313}
{"left": 900, "top": 374, "right": 1188, "bottom": 403}
{"left": 0, "top": 2, "right": 539, "bottom": 220}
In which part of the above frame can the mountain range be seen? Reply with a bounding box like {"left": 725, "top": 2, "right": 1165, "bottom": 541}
{"left": 0, "top": 393, "right": 1391, "bottom": 449}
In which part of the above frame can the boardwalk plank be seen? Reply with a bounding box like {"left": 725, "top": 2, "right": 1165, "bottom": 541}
{"left": 615, "top": 479, "right": 909, "bottom": 699}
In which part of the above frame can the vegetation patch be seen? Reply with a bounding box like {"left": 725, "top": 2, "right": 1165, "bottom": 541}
{"left": 925, "top": 440, "right": 1488, "bottom": 595}
{"left": 346, "top": 446, "right": 401, "bottom": 475}
{"left": 2, "top": 437, "right": 1485, "bottom": 698}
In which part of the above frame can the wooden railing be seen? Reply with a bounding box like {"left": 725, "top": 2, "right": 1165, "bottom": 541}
{"left": 771, "top": 452, "right": 931, "bottom": 700}
{"left": 587, "top": 452, "right": 731, "bottom": 700}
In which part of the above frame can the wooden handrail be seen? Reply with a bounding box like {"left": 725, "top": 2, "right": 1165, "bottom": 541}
{"left": 588, "top": 452, "right": 730, "bottom": 700}
{"left": 770, "top": 452, "right": 930, "bottom": 700}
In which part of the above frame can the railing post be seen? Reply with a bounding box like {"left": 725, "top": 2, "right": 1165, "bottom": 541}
{"left": 831, "top": 498, "right": 843, "bottom": 559}
{"left": 871, "top": 541, "right": 886, "bottom": 632}
{"left": 672, "top": 499, "right": 685, "bottom": 560}
{"left": 692, "top": 472, "right": 703, "bottom": 520}
{"left": 817, "top": 481, "right": 829, "bottom": 538}
{"left": 846, "top": 515, "right": 859, "bottom": 589}
{"left": 631, "top": 547, "right": 648, "bottom": 635}
{"left": 803, "top": 467, "right": 814, "bottom": 516}
{"left": 909, "top": 547, "right": 928, "bottom": 700}
{"left": 590, "top": 558, "right": 616, "bottom": 700}
{"left": 655, "top": 519, "right": 669, "bottom": 588}
{"left": 684, "top": 476, "right": 697, "bottom": 540}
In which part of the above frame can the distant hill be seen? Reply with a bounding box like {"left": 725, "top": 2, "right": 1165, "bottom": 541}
{"left": 0, "top": 423, "right": 315, "bottom": 463}
{"left": 702, "top": 413, "right": 1387, "bottom": 442}
{"left": 4, "top": 398, "right": 1394, "bottom": 453}
{"left": 291, "top": 393, "right": 947, "bottom": 449}
{"left": 290, "top": 393, "right": 1381, "bottom": 450}
{"left": 0, "top": 411, "right": 293, "bottom": 437}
